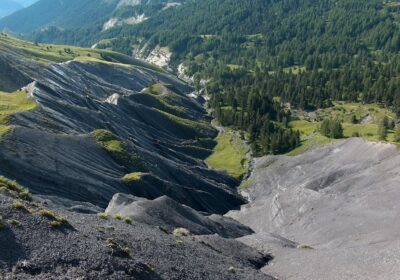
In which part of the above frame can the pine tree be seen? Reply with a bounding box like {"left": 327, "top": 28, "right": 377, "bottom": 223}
{"left": 320, "top": 119, "right": 343, "bottom": 139}
{"left": 378, "top": 120, "right": 388, "bottom": 141}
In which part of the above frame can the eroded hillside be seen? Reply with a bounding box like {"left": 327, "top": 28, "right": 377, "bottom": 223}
{"left": 228, "top": 138, "right": 400, "bottom": 280}
{"left": 0, "top": 34, "right": 280, "bottom": 279}
{"left": 0, "top": 34, "right": 244, "bottom": 213}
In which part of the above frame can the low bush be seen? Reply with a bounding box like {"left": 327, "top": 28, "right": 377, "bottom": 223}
{"left": 173, "top": 228, "right": 190, "bottom": 237}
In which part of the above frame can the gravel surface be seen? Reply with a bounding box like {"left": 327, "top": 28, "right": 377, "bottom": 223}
{"left": 228, "top": 138, "right": 400, "bottom": 280}
{"left": 0, "top": 190, "right": 275, "bottom": 279}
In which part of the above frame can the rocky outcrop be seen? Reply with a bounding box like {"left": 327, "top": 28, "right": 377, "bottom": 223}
{"left": 106, "top": 193, "right": 254, "bottom": 238}
{"left": 134, "top": 46, "right": 172, "bottom": 68}
{"left": 228, "top": 138, "right": 400, "bottom": 280}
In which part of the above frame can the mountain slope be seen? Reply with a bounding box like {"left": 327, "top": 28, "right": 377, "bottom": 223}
{"left": 0, "top": 34, "right": 244, "bottom": 214}
{"left": 7, "top": 0, "right": 400, "bottom": 156}
{"left": 15, "top": 0, "right": 38, "bottom": 7}
{"left": 0, "top": 0, "right": 188, "bottom": 35}
{"left": 0, "top": 0, "right": 22, "bottom": 19}
{"left": 0, "top": 0, "right": 120, "bottom": 33}
{"left": 0, "top": 34, "right": 280, "bottom": 279}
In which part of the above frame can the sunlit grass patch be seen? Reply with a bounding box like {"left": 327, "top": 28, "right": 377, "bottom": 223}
{"left": 206, "top": 128, "right": 249, "bottom": 180}
{"left": 0, "top": 90, "right": 37, "bottom": 139}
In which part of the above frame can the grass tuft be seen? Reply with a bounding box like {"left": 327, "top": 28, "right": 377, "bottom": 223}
{"left": 38, "top": 209, "right": 57, "bottom": 220}
{"left": 97, "top": 213, "right": 109, "bottom": 220}
{"left": 38, "top": 209, "right": 70, "bottom": 227}
{"left": 13, "top": 200, "right": 28, "bottom": 211}
{"left": 173, "top": 228, "right": 190, "bottom": 237}
{"left": 92, "top": 129, "right": 142, "bottom": 166}
{"left": 8, "top": 219, "right": 22, "bottom": 227}
{"left": 0, "top": 176, "right": 33, "bottom": 201}
{"left": 106, "top": 238, "right": 131, "bottom": 257}
{"left": 297, "top": 244, "right": 314, "bottom": 250}
{"left": 113, "top": 214, "right": 123, "bottom": 221}
{"left": 122, "top": 172, "right": 144, "bottom": 183}
{"left": 123, "top": 217, "right": 133, "bottom": 225}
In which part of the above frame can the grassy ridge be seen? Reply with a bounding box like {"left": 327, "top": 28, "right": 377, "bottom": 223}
{"left": 0, "top": 33, "right": 107, "bottom": 63}
{"left": 0, "top": 90, "right": 37, "bottom": 139}
{"left": 0, "top": 33, "right": 163, "bottom": 71}
{"left": 206, "top": 128, "right": 249, "bottom": 180}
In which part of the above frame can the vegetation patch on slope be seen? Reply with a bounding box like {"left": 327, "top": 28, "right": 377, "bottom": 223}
{"left": 0, "top": 33, "right": 160, "bottom": 70}
{"left": 206, "top": 127, "right": 249, "bottom": 180}
{"left": 122, "top": 172, "right": 145, "bottom": 183}
{"left": 287, "top": 102, "right": 397, "bottom": 155}
{"left": 92, "top": 129, "right": 142, "bottom": 167}
{"left": 144, "top": 83, "right": 165, "bottom": 95}
{"left": 0, "top": 176, "right": 32, "bottom": 201}
{"left": 0, "top": 90, "right": 37, "bottom": 140}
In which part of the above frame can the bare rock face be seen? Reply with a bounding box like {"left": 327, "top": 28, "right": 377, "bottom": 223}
{"left": 228, "top": 138, "right": 400, "bottom": 280}
{"left": 106, "top": 193, "right": 254, "bottom": 238}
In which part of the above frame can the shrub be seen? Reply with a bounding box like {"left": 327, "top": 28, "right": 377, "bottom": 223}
{"left": 57, "top": 217, "right": 69, "bottom": 226}
{"left": 50, "top": 221, "right": 63, "bottom": 228}
{"left": 106, "top": 238, "right": 117, "bottom": 248}
{"left": 378, "top": 125, "right": 388, "bottom": 140}
{"left": 297, "top": 244, "right": 314, "bottom": 250}
{"left": 38, "top": 209, "right": 70, "bottom": 227}
{"left": 113, "top": 214, "right": 123, "bottom": 221}
{"left": 173, "top": 228, "right": 190, "bottom": 237}
{"left": 97, "top": 213, "right": 109, "bottom": 220}
{"left": 50, "top": 218, "right": 69, "bottom": 228}
{"left": 13, "top": 200, "right": 27, "bottom": 211}
{"left": 320, "top": 119, "right": 343, "bottom": 139}
{"left": 38, "top": 209, "right": 57, "bottom": 220}
{"left": 106, "top": 238, "right": 130, "bottom": 258}
{"left": 122, "top": 172, "right": 144, "bottom": 183}
{"left": 123, "top": 217, "right": 133, "bottom": 225}
{"left": 0, "top": 176, "right": 32, "bottom": 201}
